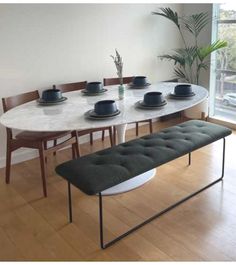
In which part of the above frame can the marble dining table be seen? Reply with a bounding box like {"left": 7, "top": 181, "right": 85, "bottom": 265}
{"left": 0, "top": 82, "right": 208, "bottom": 195}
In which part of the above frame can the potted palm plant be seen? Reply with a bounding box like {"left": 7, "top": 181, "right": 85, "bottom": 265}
{"left": 152, "top": 8, "right": 227, "bottom": 119}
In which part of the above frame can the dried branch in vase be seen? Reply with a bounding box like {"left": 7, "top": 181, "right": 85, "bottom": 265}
{"left": 111, "top": 49, "right": 123, "bottom": 85}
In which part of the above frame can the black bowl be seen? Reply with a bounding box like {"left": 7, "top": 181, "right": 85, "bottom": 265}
{"left": 174, "top": 84, "right": 192, "bottom": 96}
{"left": 133, "top": 76, "right": 148, "bottom": 86}
{"left": 144, "top": 92, "right": 164, "bottom": 106}
{"left": 86, "top": 82, "right": 103, "bottom": 93}
{"left": 94, "top": 100, "right": 118, "bottom": 115}
{"left": 42, "top": 89, "right": 62, "bottom": 102}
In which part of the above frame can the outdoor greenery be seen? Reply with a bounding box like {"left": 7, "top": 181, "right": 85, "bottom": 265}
{"left": 152, "top": 7, "right": 227, "bottom": 85}
{"left": 217, "top": 9, "right": 236, "bottom": 71}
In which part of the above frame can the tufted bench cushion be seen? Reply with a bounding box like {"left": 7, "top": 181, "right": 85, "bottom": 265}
{"left": 55, "top": 120, "right": 232, "bottom": 195}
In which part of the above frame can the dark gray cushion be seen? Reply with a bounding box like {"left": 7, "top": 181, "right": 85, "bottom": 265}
{"left": 55, "top": 120, "right": 232, "bottom": 195}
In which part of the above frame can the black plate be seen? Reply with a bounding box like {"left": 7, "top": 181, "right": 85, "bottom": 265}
{"left": 37, "top": 97, "right": 67, "bottom": 105}
{"left": 81, "top": 89, "right": 107, "bottom": 96}
{"left": 85, "top": 109, "right": 121, "bottom": 120}
{"left": 169, "top": 92, "right": 195, "bottom": 99}
{"left": 128, "top": 83, "right": 151, "bottom": 89}
{"left": 135, "top": 100, "right": 167, "bottom": 109}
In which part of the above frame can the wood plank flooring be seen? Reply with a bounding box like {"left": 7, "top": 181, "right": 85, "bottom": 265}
{"left": 0, "top": 118, "right": 236, "bottom": 261}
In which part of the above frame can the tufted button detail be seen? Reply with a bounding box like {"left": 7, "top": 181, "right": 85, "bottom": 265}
{"left": 55, "top": 120, "right": 232, "bottom": 195}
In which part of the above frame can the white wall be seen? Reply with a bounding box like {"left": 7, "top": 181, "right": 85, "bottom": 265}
{"left": 0, "top": 3, "right": 182, "bottom": 167}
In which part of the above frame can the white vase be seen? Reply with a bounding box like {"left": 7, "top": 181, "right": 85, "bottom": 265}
{"left": 184, "top": 97, "right": 209, "bottom": 119}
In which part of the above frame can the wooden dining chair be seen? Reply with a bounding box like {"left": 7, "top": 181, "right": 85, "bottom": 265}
{"left": 103, "top": 77, "right": 153, "bottom": 143}
{"left": 2, "top": 90, "right": 80, "bottom": 197}
{"left": 54, "top": 81, "right": 113, "bottom": 147}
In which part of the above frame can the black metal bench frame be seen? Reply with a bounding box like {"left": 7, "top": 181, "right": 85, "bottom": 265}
{"left": 67, "top": 137, "right": 226, "bottom": 249}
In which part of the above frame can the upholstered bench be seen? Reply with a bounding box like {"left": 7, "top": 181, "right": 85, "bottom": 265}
{"left": 56, "top": 120, "right": 232, "bottom": 249}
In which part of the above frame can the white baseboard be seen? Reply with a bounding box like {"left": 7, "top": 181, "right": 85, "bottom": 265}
{"left": 0, "top": 119, "right": 159, "bottom": 169}
{"left": 0, "top": 149, "right": 38, "bottom": 168}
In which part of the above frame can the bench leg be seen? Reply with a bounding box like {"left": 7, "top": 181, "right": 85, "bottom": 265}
{"left": 98, "top": 137, "right": 226, "bottom": 249}
{"left": 68, "top": 181, "right": 73, "bottom": 223}
{"left": 188, "top": 152, "right": 191, "bottom": 166}
{"left": 221, "top": 137, "right": 226, "bottom": 179}
{"left": 99, "top": 193, "right": 104, "bottom": 249}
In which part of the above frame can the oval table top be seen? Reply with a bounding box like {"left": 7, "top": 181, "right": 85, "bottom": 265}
{"left": 0, "top": 82, "right": 208, "bottom": 132}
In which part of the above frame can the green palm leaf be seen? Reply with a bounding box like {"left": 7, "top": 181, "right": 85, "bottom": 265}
{"left": 174, "top": 47, "right": 198, "bottom": 66}
{"left": 159, "top": 47, "right": 197, "bottom": 67}
{"left": 152, "top": 7, "right": 227, "bottom": 85}
{"left": 197, "top": 62, "right": 208, "bottom": 71}
{"left": 182, "top": 12, "right": 210, "bottom": 37}
{"left": 152, "top": 8, "right": 180, "bottom": 28}
{"left": 174, "top": 67, "right": 189, "bottom": 81}
{"left": 198, "top": 40, "right": 227, "bottom": 61}
{"left": 159, "top": 54, "right": 185, "bottom": 66}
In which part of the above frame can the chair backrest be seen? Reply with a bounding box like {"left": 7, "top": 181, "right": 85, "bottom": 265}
{"left": 54, "top": 81, "right": 87, "bottom": 93}
{"left": 2, "top": 90, "right": 39, "bottom": 113}
{"left": 163, "top": 78, "right": 179, "bottom": 83}
{"left": 103, "top": 77, "right": 133, "bottom": 86}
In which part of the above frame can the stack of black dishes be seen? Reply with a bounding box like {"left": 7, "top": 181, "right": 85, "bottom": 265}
{"left": 82, "top": 82, "right": 107, "bottom": 95}
{"left": 136, "top": 92, "right": 167, "bottom": 109}
{"left": 85, "top": 100, "right": 120, "bottom": 120}
{"left": 38, "top": 87, "right": 67, "bottom": 105}
{"left": 169, "top": 84, "right": 195, "bottom": 99}
{"left": 128, "top": 76, "right": 151, "bottom": 89}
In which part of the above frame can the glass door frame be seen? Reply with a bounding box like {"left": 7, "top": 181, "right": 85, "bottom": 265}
{"left": 209, "top": 4, "right": 219, "bottom": 118}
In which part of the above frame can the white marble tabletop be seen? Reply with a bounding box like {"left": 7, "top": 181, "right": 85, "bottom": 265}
{"left": 0, "top": 82, "right": 208, "bottom": 132}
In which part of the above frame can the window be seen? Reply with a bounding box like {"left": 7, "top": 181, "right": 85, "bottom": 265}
{"left": 210, "top": 3, "right": 236, "bottom": 123}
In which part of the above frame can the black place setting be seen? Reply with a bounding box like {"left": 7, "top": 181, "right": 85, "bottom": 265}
{"left": 128, "top": 76, "right": 151, "bottom": 89}
{"left": 169, "top": 84, "right": 195, "bottom": 99}
{"left": 135, "top": 92, "right": 167, "bottom": 109}
{"left": 37, "top": 87, "right": 67, "bottom": 105}
{"left": 85, "top": 100, "right": 121, "bottom": 120}
{"left": 81, "top": 82, "right": 107, "bottom": 96}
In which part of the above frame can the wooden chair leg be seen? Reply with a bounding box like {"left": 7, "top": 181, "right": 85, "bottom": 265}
{"left": 102, "top": 130, "right": 105, "bottom": 141}
{"left": 113, "top": 127, "right": 116, "bottom": 146}
{"left": 149, "top": 119, "right": 153, "bottom": 134}
{"left": 136, "top": 122, "right": 139, "bottom": 136}
{"left": 53, "top": 139, "right": 57, "bottom": 156}
{"left": 43, "top": 142, "right": 47, "bottom": 163}
{"left": 5, "top": 142, "right": 12, "bottom": 184}
{"left": 108, "top": 127, "right": 113, "bottom": 146}
{"left": 201, "top": 111, "right": 208, "bottom": 121}
{"left": 90, "top": 132, "right": 93, "bottom": 145}
{"left": 39, "top": 143, "right": 47, "bottom": 197}
{"left": 72, "top": 145, "right": 76, "bottom": 159}
{"left": 72, "top": 131, "right": 81, "bottom": 158}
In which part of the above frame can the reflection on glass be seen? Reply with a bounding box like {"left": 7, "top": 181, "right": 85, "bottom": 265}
{"left": 214, "top": 4, "right": 236, "bottom": 122}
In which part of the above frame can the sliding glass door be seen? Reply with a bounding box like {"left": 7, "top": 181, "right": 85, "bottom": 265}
{"left": 210, "top": 3, "right": 236, "bottom": 123}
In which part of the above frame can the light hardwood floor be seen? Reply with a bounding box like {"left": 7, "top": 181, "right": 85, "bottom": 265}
{"left": 0, "top": 118, "right": 236, "bottom": 261}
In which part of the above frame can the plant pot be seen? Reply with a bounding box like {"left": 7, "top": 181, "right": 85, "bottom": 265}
{"left": 183, "top": 97, "right": 209, "bottom": 120}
